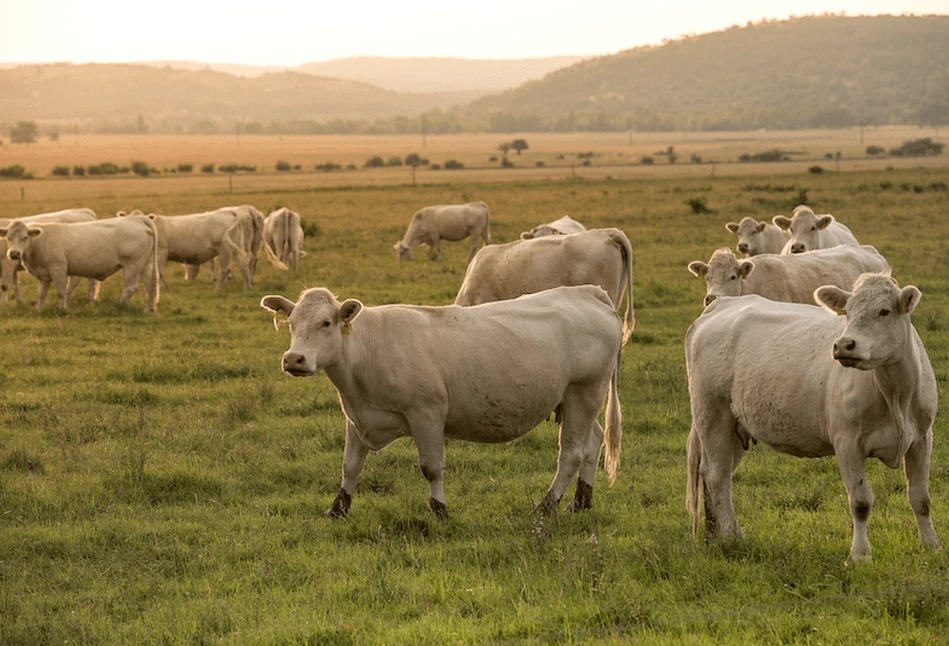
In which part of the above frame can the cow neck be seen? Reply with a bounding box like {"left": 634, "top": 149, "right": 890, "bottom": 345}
{"left": 322, "top": 322, "right": 369, "bottom": 394}
{"left": 871, "top": 329, "right": 925, "bottom": 458}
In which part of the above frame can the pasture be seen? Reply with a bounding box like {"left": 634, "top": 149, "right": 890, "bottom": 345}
{"left": 1, "top": 132, "right": 948, "bottom": 643}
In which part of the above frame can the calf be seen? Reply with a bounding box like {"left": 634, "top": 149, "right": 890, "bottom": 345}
{"left": 261, "top": 285, "right": 622, "bottom": 518}
{"left": 685, "top": 274, "right": 941, "bottom": 561}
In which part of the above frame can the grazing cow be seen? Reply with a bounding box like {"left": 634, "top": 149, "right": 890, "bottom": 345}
{"left": 773, "top": 205, "right": 859, "bottom": 254}
{"left": 261, "top": 285, "right": 623, "bottom": 518}
{"left": 688, "top": 245, "right": 889, "bottom": 307}
{"left": 183, "top": 204, "right": 270, "bottom": 284}
{"left": 724, "top": 216, "right": 790, "bottom": 256}
{"left": 263, "top": 207, "right": 305, "bottom": 271}
{"left": 0, "top": 215, "right": 160, "bottom": 311}
{"left": 1, "top": 208, "right": 98, "bottom": 305}
{"left": 119, "top": 207, "right": 258, "bottom": 290}
{"left": 520, "top": 215, "right": 586, "bottom": 239}
{"left": 394, "top": 201, "right": 491, "bottom": 262}
{"left": 685, "top": 274, "right": 941, "bottom": 561}
{"left": 455, "top": 228, "right": 635, "bottom": 345}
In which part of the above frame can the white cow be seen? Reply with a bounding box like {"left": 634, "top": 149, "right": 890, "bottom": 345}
{"left": 183, "top": 204, "right": 270, "bottom": 285}
{"left": 1, "top": 208, "right": 98, "bottom": 305}
{"left": 688, "top": 245, "right": 889, "bottom": 307}
{"left": 773, "top": 205, "right": 859, "bottom": 254}
{"left": 263, "top": 207, "right": 305, "bottom": 271}
{"left": 724, "top": 216, "right": 790, "bottom": 256}
{"left": 394, "top": 201, "right": 491, "bottom": 262}
{"left": 119, "top": 207, "right": 257, "bottom": 291}
{"left": 520, "top": 215, "right": 587, "bottom": 239}
{"left": 685, "top": 274, "right": 941, "bottom": 561}
{"left": 0, "top": 215, "right": 160, "bottom": 311}
{"left": 261, "top": 285, "right": 623, "bottom": 518}
{"left": 455, "top": 228, "right": 635, "bottom": 345}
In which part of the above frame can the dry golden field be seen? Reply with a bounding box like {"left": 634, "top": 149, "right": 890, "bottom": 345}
{"left": 0, "top": 127, "right": 946, "bottom": 209}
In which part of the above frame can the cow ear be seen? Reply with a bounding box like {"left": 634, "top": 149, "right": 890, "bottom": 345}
{"left": 756, "top": 221, "right": 767, "bottom": 233}
{"left": 899, "top": 285, "right": 922, "bottom": 315}
{"left": 738, "top": 260, "right": 754, "bottom": 279}
{"left": 338, "top": 299, "right": 363, "bottom": 324}
{"left": 260, "top": 295, "right": 295, "bottom": 330}
{"left": 817, "top": 215, "right": 835, "bottom": 230}
{"left": 725, "top": 222, "right": 739, "bottom": 233}
{"left": 814, "top": 286, "right": 850, "bottom": 315}
{"left": 0, "top": 226, "right": 7, "bottom": 237}
{"left": 520, "top": 231, "right": 533, "bottom": 239}
{"left": 27, "top": 228, "right": 43, "bottom": 238}
{"left": 773, "top": 215, "right": 791, "bottom": 230}
{"left": 688, "top": 261, "right": 709, "bottom": 278}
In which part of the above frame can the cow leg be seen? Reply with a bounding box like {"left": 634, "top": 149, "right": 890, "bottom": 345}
{"left": 408, "top": 413, "right": 449, "bottom": 518}
{"left": 87, "top": 279, "right": 99, "bottom": 301}
{"left": 36, "top": 280, "right": 52, "bottom": 309}
{"left": 567, "top": 419, "right": 604, "bottom": 512}
{"left": 467, "top": 235, "right": 479, "bottom": 263}
{"left": 694, "top": 410, "right": 744, "bottom": 540}
{"left": 904, "top": 434, "right": 942, "bottom": 551}
{"left": 118, "top": 268, "right": 140, "bottom": 305}
{"left": 537, "top": 396, "right": 596, "bottom": 516}
{"left": 835, "top": 445, "right": 874, "bottom": 561}
{"left": 215, "top": 253, "right": 231, "bottom": 291}
{"left": 66, "top": 276, "right": 83, "bottom": 298}
{"left": 430, "top": 235, "right": 442, "bottom": 261}
{"left": 50, "top": 272, "right": 71, "bottom": 309}
{"left": 324, "top": 420, "right": 370, "bottom": 519}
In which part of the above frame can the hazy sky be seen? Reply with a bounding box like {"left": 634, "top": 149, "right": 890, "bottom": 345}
{"left": 4, "top": 0, "right": 945, "bottom": 66}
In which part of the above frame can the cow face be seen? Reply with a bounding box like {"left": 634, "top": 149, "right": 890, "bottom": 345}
{"left": 726, "top": 217, "right": 768, "bottom": 256}
{"left": 393, "top": 241, "right": 412, "bottom": 261}
{"left": 0, "top": 220, "right": 42, "bottom": 262}
{"left": 815, "top": 273, "right": 918, "bottom": 370}
{"left": 261, "top": 288, "right": 363, "bottom": 376}
{"left": 688, "top": 248, "right": 753, "bottom": 307}
{"left": 774, "top": 206, "right": 833, "bottom": 254}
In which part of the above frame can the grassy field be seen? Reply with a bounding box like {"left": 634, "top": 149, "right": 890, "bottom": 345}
{"left": 1, "top": 132, "right": 948, "bottom": 643}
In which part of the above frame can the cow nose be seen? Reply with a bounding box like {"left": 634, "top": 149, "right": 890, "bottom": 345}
{"left": 704, "top": 294, "right": 718, "bottom": 307}
{"left": 7, "top": 250, "right": 19, "bottom": 261}
{"left": 790, "top": 244, "right": 805, "bottom": 254}
{"left": 834, "top": 337, "right": 857, "bottom": 356}
{"left": 737, "top": 243, "right": 749, "bottom": 253}
{"left": 282, "top": 352, "right": 307, "bottom": 372}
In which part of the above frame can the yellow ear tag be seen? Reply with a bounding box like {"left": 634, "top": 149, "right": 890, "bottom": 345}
{"left": 340, "top": 321, "right": 352, "bottom": 336}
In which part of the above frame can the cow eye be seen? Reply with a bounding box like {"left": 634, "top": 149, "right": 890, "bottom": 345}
{"left": 319, "top": 320, "right": 331, "bottom": 328}
{"left": 730, "top": 274, "right": 737, "bottom": 280}
{"left": 810, "top": 226, "right": 817, "bottom": 231}
{"left": 879, "top": 309, "right": 890, "bottom": 317}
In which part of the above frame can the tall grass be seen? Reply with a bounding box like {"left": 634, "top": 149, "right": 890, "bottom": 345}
{"left": 1, "top": 162, "right": 948, "bottom": 643}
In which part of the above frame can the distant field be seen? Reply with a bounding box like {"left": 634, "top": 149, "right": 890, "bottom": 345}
{"left": 0, "top": 127, "right": 946, "bottom": 208}
{"left": 1, "top": 139, "right": 948, "bottom": 643}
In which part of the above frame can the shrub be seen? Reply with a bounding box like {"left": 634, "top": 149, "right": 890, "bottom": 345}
{"left": 275, "top": 160, "right": 291, "bottom": 171}
{"left": 201, "top": 163, "right": 215, "bottom": 174}
{"left": 177, "top": 163, "right": 193, "bottom": 173}
{"left": 866, "top": 145, "right": 886, "bottom": 156}
{"left": 364, "top": 156, "right": 385, "bottom": 168}
{"left": 889, "top": 138, "right": 944, "bottom": 157}
{"left": 386, "top": 156, "right": 403, "bottom": 167}
{"left": 131, "top": 161, "right": 151, "bottom": 177}
{"left": 501, "top": 158, "right": 514, "bottom": 168}
{"left": 0, "top": 164, "right": 30, "bottom": 178}
{"left": 444, "top": 159, "right": 464, "bottom": 170}
{"left": 640, "top": 156, "right": 654, "bottom": 165}
{"left": 687, "top": 197, "right": 712, "bottom": 214}
{"left": 535, "top": 161, "right": 545, "bottom": 168}
{"left": 52, "top": 166, "right": 70, "bottom": 176}
{"left": 316, "top": 162, "right": 341, "bottom": 172}
{"left": 219, "top": 164, "right": 239, "bottom": 173}
{"left": 809, "top": 166, "right": 825, "bottom": 174}
{"left": 404, "top": 153, "right": 428, "bottom": 167}
{"left": 72, "top": 165, "right": 86, "bottom": 176}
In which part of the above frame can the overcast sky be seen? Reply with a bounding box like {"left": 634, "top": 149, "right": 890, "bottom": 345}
{"left": 3, "top": 0, "right": 945, "bottom": 66}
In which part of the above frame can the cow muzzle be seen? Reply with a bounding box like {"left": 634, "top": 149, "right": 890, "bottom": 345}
{"left": 737, "top": 243, "right": 749, "bottom": 254}
{"left": 790, "top": 244, "right": 806, "bottom": 254}
{"left": 832, "top": 337, "right": 863, "bottom": 368}
{"left": 704, "top": 294, "right": 718, "bottom": 307}
{"left": 7, "top": 249, "right": 20, "bottom": 261}
{"left": 282, "top": 352, "right": 315, "bottom": 376}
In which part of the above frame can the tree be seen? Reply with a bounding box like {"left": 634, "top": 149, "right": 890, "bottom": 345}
{"left": 498, "top": 142, "right": 512, "bottom": 156}
{"left": 511, "top": 138, "right": 529, "bottom": 155}
{"left": 10, "top": 121, "right": 38, "bottom": 144}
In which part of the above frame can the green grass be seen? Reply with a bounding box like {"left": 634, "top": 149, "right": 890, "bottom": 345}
{"left": 1, "top": 167, "right": 948, "bottom": 643}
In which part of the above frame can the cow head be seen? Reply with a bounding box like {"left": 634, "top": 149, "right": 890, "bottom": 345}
{"left": 0, "top": 220, "right": 42, "bottom": 262}
{"left": 774, "top": 205, "right": 834, "bottom": 254}
{"left": 261, "top": 288, "right": 363, "bottom": 376}
{"left": 815, "top": 273, "right": 919, "bottom": 370}
{"left": 393, "top": 241, "right": 412, "bottom": 261}
{"left": 725, "top": 217, "right": 768, "bottom": 256}
{"left": 688, "top": 248, "right": 754, "bottom": 307}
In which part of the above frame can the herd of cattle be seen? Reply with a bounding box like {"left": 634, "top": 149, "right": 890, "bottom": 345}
{"left": 1, "top": 198, "right": 940, "bottom": 561}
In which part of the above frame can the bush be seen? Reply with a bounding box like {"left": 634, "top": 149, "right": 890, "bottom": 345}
{"left": 72, "top": 165, "right": 86, "bottom": 176}
{"left": 220, "top": 164, "right": 239, "bottom": 173}
{"left": 739, "top": 149, "right": 787, "bottom": 162}
{"left": 889, "top": 138, "right": 944, "bottom": 157}
{"left": 386, "top": 156, "right": 403, "bottom": 167}
{"left": 444, "top": 159, "right": 464, "bottom": 170}
{"left": 809, "top": 166, "right": 825, "bottom": 174}
{"left": 866, "top": 145, "right": 886, "bottom": 156}
{"left": 177, "top": 163, "right": 193, "bottom": 173}
{"left": 0, "top": 164, "right": 31, "bottom": 179}
{"left": 87, "top": 162, "right": 121, "bottom": 175}
{"left": 535, "top": 161, "right": 545, "bottom": 168}
{"left": 686, "top": 197, "right": 712, "bottom": 214}
{"left": 275, "top": 160, "right": 291, "bottom": 171}
{"left": 316, "top": 162, "right": 341, "bottom": 172}
{"left": 640, "top": 156, "right": 654, "bottom": 165}
{"left": 51, "top": 166, "right": 70, "bottom": 176}
{"left": 131, "top": 161, "right": 151, "bottom": 177}
{"left": 364, "top": 156, "right": 385, "bottom": 168}
{"left": 201, "top": 163, "right": 215, "bottom": 174}
{"left": 404, "top": 153, "right": 428, "bottom": 167}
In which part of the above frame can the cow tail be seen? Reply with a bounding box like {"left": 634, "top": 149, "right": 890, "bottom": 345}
{"left": 482, "top": 203, "right": 492, "bottom": 245}
{"left": 609, "top": 228, "right": 635, "bottom": 345}
{"left": 603, "top": 340, "right": 622, "bottom": 484}
{"left": 686, "top": 426, "right": 703, "bottom": 541}
{"left": 262, "top": 237, "right": 288, "bottom": 271}
{"left": 146, "top": 216, "right": 161, "bottom": 306}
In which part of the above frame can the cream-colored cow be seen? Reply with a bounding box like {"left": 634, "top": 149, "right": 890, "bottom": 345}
{"left": 394, "top": 201, "right": 491, "bottom": 262}
{"left": 263, "top": 207, "right": 305, "bottom": 271}
{"left": 520, "top": 215, "right": 586, "bottom": 239}
{"left": 773, "top": 205, "right": 859, "bottom": 254}
{"left": 724, "top": 216, "right": 789, "bottom": 256}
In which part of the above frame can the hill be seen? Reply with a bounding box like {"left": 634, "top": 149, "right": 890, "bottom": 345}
{"left": 466, "top": 14, "right": 949, "bottom": 131}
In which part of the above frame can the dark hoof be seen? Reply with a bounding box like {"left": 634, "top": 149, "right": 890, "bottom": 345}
{"left": 322, "top": 488, "right": 352, "bottom": 519}
{"left": 566, "top": 480, "right": 593, "bottom": 513}
{"left": 428, "top": 497, "right": 449, "bottom": 520}
{"left": 533, "top": 491, "right": 561, "bottom": 516}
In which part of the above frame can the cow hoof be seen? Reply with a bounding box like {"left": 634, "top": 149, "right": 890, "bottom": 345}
{"left": 322, "top": 488, "right": 351, "bottom": 519}
{"left": 428, "top": 498, "right": 449, "bottom": 520}
{"left": 566, "top": 481, "right": 594, "bottom": 513}
{"left": 533, "top": 492, "right": 561, "bottom": 517}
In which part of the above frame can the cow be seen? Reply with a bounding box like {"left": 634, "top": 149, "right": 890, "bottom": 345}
{"left": 0, "top": 215, "right": 160, "bottom": 311}
{"left": 183, "top": 204, "right": 271, "bottom": 285}
{"left": 455, "top": 228, "right": 635, "bottom": 345}
{"left": 260, "top": 284, "right": 623, "bottom": 519}
{"left": 685, "top": 273, "right": 941, "bottom": 562}
{"left": 520, "top": 215, "right": 586, "bottom": 239}
{"left": 394, "top": 201, "right": 491, "bottom": 263}
{"left": 773, "top": 205, "right": 859, "bottom": 254}
{"left": 118, "top": 207, "right": 259, "bottom": 291}
{"left": 1, "top": 208, "right": 98, "bottom": 305}
{"left": 688, "top": 245, "right": 889, "bottom": 307}
{"left": 724, "top": 216, "right": 790, "bottom": 256}
{"left": 263, "top": 207, "right": 305, "bottom": 271}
